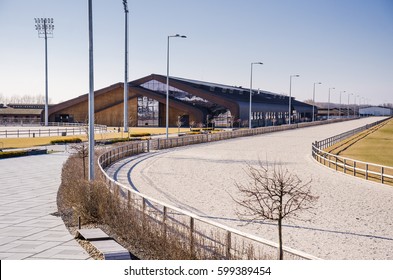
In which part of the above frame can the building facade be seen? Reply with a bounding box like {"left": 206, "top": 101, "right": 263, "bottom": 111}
{"left": 48, "top": 74, "right": 314, "bottom": 128}
{"left": 359, "top": 106, "right": 393, "bottom": 116}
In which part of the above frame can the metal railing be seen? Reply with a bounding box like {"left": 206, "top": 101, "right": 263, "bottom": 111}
{"left": 97, "top": 119, "right": 362, "bottom": 260}
{"left": 0, "top": 124, "right": 107, "bottom": 138}
{"left": 312, "top": 118, "right": 393, "bottom": 185}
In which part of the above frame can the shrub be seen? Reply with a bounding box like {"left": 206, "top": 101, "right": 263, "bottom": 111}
{"left": 50, "top": 138, "right": 82, "bottom": 144}
{"left": 0, "top": 150, "right": 28, "bottom": 159}
{"left": 129, "top": 132, "right": 151, "bottom": 137}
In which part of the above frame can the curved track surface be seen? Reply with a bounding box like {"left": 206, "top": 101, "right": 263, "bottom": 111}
{"left": 107, "top": 117, "right": 393, "bottom": 259}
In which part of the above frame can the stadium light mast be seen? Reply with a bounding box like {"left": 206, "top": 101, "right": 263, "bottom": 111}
{"left": 312, "top": 82, "right": 321, "bottom": 122}
{"left": 88, "top": 0, "right": 95, "bottom": 181}
{"left": 123, "top": 0, "right": 129, "bottom": 133}
{"left": 166, "top": 34, "right": 187, "bottom": 139}
{"left": 288, "top": 74, "right": 300, "bottom": 125}
{"left": 249, "top": 62, "right": 263, "bottom": 129}
{"left": 34, "top": 17, "right": 54, "bottom": 126}
{"left": 328, "top": 87, "right": 335, "bottom": 120}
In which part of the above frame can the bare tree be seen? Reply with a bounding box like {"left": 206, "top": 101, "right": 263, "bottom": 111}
{"left": 232, "top": 162, "right": 318, "bottom": 260}
{"left": 177, "top": 115, "right": 184, "bottom": 135}
{"left": 70, "top": 143, "right": 88, "bottom": 180}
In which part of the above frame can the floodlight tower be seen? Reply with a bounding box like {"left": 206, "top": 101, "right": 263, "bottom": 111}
{"left": 123, "top": 0, "right": 129, "bottom": 133}
{"left": 34, "top": 17, "right": 54, "bottom": 126}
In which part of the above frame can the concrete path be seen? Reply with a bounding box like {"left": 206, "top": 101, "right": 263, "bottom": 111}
{"left": 0, "top": 153, "right": 89, "bottom": 260}
{"left": 107, "top": 117, "right": 393, "bottom": 260}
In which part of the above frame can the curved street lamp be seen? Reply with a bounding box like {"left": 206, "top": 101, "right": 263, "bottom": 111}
{"left": 347, "top": 93, "right": 353, "bottom": 118}
{"left": 249, "top": 62, "right": 263, "bottom": 129}
{"left": 328, "top": 87, "right": 335, "bottom": 120}
{"left": 166, "top": 34, "right": 187, "bottom": 139}
{"left": 312, "top": 82, "right": 321, "bottom": 122}
{"left": 123, "top": 0, "right": 129, "bottom": 133}
{"left": 339, "top": 90, "right": 346, "bottom": 118}
{"left": 288, "top": 75, "right": 299, "bottom": 125}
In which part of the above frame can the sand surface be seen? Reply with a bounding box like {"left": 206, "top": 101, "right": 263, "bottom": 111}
{"left": 107, "top": 117, "right": 393, "bottom": 259}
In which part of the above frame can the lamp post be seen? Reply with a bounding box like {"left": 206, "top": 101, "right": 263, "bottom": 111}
{"left": 328, "top": 87, "right": 335, "bottom": 120}
{"left": 288, "top": 75, "right": 300, "bottom": 125}
{"left": 123, "top": 0, "right": 129, "bottom": 133}
{"left": 166, "top": 34, "right": 186, "bottom": 139}
{"left": 34, "top": 17, "right": 54, "bottom": 126}
{"left": 347, "top": 93, "right": 353, "bottom": 118}
{"left": 357, "top": 95, "right": 361, "bottom": 117}
{"left": 312, "top": 82, "right": 321, "bottom": 122}
{"left": 249, "top": 62, "right": 263, "bottom": 129}
{"left": 339, "top": 91, "right": 346, "bottom": 118}
{"left": 353, "top": 95, "right": 357, "bottom": 118}
{"left": 87, "top": 0, "right": 95, "bottom": 181}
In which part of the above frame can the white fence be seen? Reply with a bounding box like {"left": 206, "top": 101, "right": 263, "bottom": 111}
{"left": 312, "top": 118, "right": 393, "bottom": 185}
{"left": 0, "top": 123, "right": 107, "bottom": 138}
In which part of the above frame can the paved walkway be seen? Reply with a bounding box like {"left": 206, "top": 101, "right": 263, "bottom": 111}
{"left": 0, "top": 152, "right": 89, "bottom": 259}
{"left": 107, "top": 117, "right": 393, "bottom": 260}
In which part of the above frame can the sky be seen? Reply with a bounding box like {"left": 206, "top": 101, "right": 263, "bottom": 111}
{"left": 0, "top": 0, "right": 392, "bottom": 105}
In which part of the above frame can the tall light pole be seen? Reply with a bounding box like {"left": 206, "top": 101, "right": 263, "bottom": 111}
{"left": 347, "top": 93, "right": 353, "bottom": 118}
{"left": 288, "top": 74, "right": 299, "bottom": 125}
{"left": 166, "top": 34, "right": 186, "bottom": 139}
{"left": 312, "top": 82, "right": 321, "bottom": 122}
{"left": 34, "top": 17, "right": 54, "bottom": 126}
{"left": 88, "top": 0, "right": 95, "bottom": 181}
{"left": 339, "top": 90, "right": 346, "bottom": 119}
{"left": 249, "top": 62, "right": 263, "bottom": 129}
{"left": 123, "top": 0, "right": 129, "bottom": 133}
{"left": 328, "top": 87, "right": 335, "bottom": 120}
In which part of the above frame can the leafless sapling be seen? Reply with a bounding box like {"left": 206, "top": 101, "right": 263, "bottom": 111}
{"left": 232, "top": 162, "right": 318, "bottom": 260}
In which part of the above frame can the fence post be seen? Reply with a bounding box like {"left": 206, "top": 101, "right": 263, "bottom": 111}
{"left": 142, "top": 197, "right": 147, "bottom": 230}
{"left": 365, "top": 164, "right": 368, "bottom": 180}
{"left": 335, "top": 157, "right": 338, "bottom": 171}
{"left": 226, "top": 231, "right": 231, "bottom": 260}
{"left": 353, "top": 161, "right": 356, "bottom": 176}
{"left": 162, "top": 206, "right": 167, "bottom": 241}
{"left": 381, "top": 167, "right": 384, "bottom": 184}
{"left": 190, "top": 217, "right": 194, "bottom": 258}
{"left": 343, "top": 159, "right": 346, "bottom": 174}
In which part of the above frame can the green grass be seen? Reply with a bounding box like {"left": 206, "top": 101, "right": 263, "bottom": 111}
{"left": 332, "top": 119, "right": 393, "bottom": 167}
{"left": 321, "top": 118, "right": 393, "bottom": 185}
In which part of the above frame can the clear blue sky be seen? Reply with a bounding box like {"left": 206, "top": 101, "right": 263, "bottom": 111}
{"left": 0, "top": 0, "right": 392, "bottom": 105}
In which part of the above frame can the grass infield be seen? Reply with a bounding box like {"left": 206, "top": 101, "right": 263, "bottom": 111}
{"left": 0, "top": 127, "right": 193, "bottom": 149}
{"left": 322, "top": 118, "right": 393, "bottom": 185}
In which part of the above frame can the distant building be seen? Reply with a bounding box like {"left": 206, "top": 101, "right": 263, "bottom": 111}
{"left": 48, "top": 74, "right": 314, "bottom": 128}
{"left": 0, "top": 104, "right": 44, "bottom": 125}
{"left": 359, "top": 106, "right": 393, "bottom": 116}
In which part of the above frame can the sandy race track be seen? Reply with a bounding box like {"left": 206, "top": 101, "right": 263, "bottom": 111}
{"left": 107, "top": 117, "right": 393, "bottom": 259}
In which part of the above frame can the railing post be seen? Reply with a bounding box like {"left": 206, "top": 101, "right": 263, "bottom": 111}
{"left": 343, "top": 159, "right": 346, "bottom": 173}
{"left": 335, "top": 157, "right": 338, "bottom": 171}
{"left": 353, "top": 161, "right": 356, "bottom": 176}
{"left": 226, "top": 231, "right": 231, "bottom": 260}
{"left": 142, "top": 197, "right": 147, "bottom": 230}
{"left": 365, "top": 164, "right": 368, "bottom": 180}
{"left": 381, "top": 167, "right": 384, "bottom": 184}
{"left": 190, "top": 217, "right": 194, "bottom": 258}
{"left": 162, "top": 206, "right": 167, "bottom": 241}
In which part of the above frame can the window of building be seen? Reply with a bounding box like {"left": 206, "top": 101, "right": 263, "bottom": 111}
{"left": 137, "top": 96, "right": 159, "bottom": 126}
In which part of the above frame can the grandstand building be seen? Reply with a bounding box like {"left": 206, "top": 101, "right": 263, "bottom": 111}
{"left": 48, "top": 74, "right": 314, "bottom": 128}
